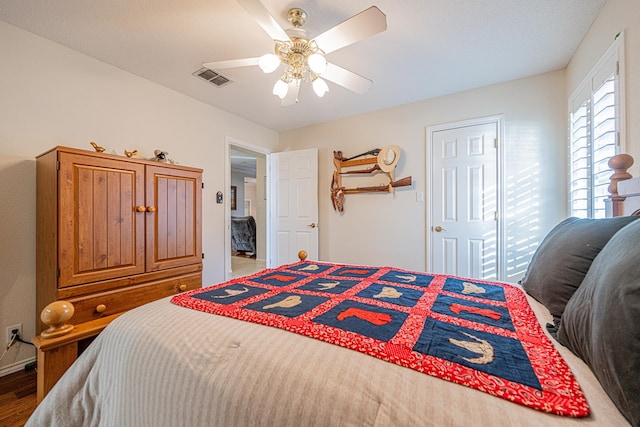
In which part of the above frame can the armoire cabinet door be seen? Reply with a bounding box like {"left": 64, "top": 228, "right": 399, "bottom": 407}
{"left": 145, "top": 165, "right": 202, "bottom": 271}
{"left": 58, "top": 153, "right": 146, "bottom": 287}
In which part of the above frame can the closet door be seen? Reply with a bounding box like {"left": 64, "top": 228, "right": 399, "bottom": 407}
{"left": 58, "top": 153, "right": 146, "bottom": 287}
{"left": 145, "top": 165, "right": 202, "bottom": 272}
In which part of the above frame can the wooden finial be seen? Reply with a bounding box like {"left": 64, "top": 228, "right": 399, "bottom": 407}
{"left": 298, "top": 250, "right": 308, "bottom": 261}
{"left": 40, "top": 301, "right": 75, "bottom": 339}
{"left": 608, "top": 153, "right": 634, "bottom": 197}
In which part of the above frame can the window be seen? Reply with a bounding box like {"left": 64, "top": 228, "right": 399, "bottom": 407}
{"left": 569, "top": 33, "right": 625, "bottom": 218}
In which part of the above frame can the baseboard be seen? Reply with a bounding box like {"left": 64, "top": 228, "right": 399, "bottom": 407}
{"left": 0, "top": 357, "right": 36, "bottom": 377}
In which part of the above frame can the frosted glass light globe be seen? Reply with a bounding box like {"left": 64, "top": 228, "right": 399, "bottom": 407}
{"left": 258, "top": 54, "right": 280, "bottom": 73}
{"left": 273, "top": 79, "right": 289, "bottom": 99}
{"left": 308, "top": 53, "right": 327, "bottom": 74}
{"left": 312, "top": 78, "right": 329, "bottom": 97}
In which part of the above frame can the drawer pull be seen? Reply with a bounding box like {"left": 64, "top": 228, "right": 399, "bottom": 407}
{"left": 135, "top": 206, "right": 147, "bottom": 213}
{"left": 146, "top": 206, "right": 157, "bottom": 213}
{"left": 178, "top": 284, "right": 187, "bottom": 292}
{"left": 95, "top": 304, "right": 107, "bottom": 313}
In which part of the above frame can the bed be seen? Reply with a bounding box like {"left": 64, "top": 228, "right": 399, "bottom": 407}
{"left": 26, "top": 155, "right": 640, "bottom": 427}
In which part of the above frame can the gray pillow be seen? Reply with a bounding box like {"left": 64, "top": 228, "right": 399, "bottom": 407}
{"left": 520, "top": 216, "right": 640, "bottom": 319}
{"left": 557, "top": 219, "right": 640, "bottom": 426}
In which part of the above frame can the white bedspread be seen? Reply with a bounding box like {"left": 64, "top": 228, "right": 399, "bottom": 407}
{"left": 26, "top": 291, "right": 630, "bottom": 426}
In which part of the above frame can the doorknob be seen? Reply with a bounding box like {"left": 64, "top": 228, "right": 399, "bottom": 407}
{"left": 434, "top": 226, "right": 445, "bottom": 232}
{"left": 308, "top": 223, "right": 317, "bottom": 228}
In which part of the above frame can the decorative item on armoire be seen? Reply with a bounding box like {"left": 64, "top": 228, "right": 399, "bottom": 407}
{"left": 150, "top": 149, "right": 177, "bottom": 164}
{"left": 89, "top": 141, "right": 105, "bottom": 152}
{"left": 331, "top": 145, "right": 411, "bottom": 212}
{"left": 124, "top": 149, "right": 138, "bottom": 158}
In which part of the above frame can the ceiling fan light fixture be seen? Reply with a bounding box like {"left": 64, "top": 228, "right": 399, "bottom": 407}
{"left": 312, "top": 77, "right": 329, "bottom": 97}
{"left": 210, "top": 3, "right": 386, "bottom": 104}
{"left": 273, "top": 78, "right": 289, "bottom": 99}
{"left": 258, "top": 53, "right": 280, "bottom": 73}
{"left": 308, "top": 53, "right": 327, "bottom": 74}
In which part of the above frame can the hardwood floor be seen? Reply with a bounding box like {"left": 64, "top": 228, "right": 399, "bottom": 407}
{"left": 0, "top": 369, "right": 37, "bottom": 427}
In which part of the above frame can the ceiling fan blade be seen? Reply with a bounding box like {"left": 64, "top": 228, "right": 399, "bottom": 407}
{"left": 313, "top": 6, "right": 387, "bottom": 54}
{"left": 322, "top": 62, "right": 372, "bottom": 94}
{"left": 203, "top": 58, "right": 260, "bottom": 70}
{"left": 237, "top": 0, "right": 290, "bottom": 41}
{"left": 281, "top": 81, "right": 301, "bottom": 106}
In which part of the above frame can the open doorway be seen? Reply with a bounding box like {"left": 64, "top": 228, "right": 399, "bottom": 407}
{"left": 228, "top": 145, "right": 267, "bottom": 278}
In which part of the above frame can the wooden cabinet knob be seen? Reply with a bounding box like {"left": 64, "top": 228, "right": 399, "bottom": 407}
{"left": 95, "top": 304, "right": 107, "bottom": 313}
{"left": 178, "top": 284, "right": 187, "bottom": 292}
{"left": 146, "top": 206, "right": 157, "bottom": 213}
{"left": 135, "top": 206, "right": 147, "bottom": 212}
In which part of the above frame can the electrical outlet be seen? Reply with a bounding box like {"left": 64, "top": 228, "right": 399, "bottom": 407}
{"left": 6, "top": 323, "right": 22, "bottom": 346}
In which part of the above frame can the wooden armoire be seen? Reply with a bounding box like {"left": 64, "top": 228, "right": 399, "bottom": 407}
{"left": 34, "top": 146, "right": 203, "bottom": 400}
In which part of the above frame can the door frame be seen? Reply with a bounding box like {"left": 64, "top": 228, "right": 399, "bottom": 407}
{"left": 225, "top": 136, "right": 272, "bottom": 280}
{"left": 425, "top": 115, "right": 505, "bottom": 280}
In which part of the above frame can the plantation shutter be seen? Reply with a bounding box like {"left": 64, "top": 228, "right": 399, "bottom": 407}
{"left": 569, "top": 87, "right": 591, "bottom": 218}
{"left": 569, "top": 37, "right": 622, "bottom": 218}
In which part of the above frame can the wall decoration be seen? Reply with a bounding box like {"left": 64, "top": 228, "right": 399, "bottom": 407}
{"left": 331, "top": 145, "right": 411, "bottom": 212}
{"left": 230, "top": 185, "right": 237, "bottom": 210}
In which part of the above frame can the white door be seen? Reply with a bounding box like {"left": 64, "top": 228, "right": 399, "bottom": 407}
{"left": 268, "top": 148, "right": 319, "bottom": 267}
{"left": 429, "top": 119, "right": 500, "bottom": 280}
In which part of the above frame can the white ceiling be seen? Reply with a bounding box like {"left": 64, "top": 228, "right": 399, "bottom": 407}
{"left": 0, "top": 0, "right": 606, "bottom": 132}
{"left": 230, "top": 148, "right": 259, "bottom": 176}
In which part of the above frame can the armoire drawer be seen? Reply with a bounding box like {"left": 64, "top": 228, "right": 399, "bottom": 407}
{"left": 67, "top": 272, "right": 201, "bottom": 325}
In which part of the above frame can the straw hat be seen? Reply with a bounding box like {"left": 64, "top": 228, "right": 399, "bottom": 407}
{"left": 377, "top": 145, "right": 401, "bottom": 172}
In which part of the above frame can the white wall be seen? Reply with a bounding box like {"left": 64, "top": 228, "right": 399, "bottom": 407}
{"left": 0, "top": 21, "right": 278, "bottom": 374}
{"left": 244, "top": 179, "right": 257, "bottom": 218}
{"left": 566, "top": 0, "right": 640, "bottom": 176}
{"left": 230, "top": 171, "right": 247, "bottom": 217}
{"left": 280, "top": 71, "right": 567, "bottom": 282}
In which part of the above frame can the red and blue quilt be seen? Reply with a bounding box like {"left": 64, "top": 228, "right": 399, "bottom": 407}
{"left": 171, "top": 260, "right": 589, "bottom": 417}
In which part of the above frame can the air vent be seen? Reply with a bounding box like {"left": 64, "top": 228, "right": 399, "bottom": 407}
{"left": 193, "top": 67, "right": 232, "bottom": 87}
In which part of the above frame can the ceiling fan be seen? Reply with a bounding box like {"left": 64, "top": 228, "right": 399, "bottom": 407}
{"left": 203, "top": 0, "right": 387, "bottom": 105}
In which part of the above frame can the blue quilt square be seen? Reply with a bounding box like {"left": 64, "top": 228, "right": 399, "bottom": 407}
{"left": 252, "top": 271, "right": 307, "bottom": 287}
{"left": 378, "top": 270, "right": 434, "bottom": 288}
{"left": 192, "top": 284, "right": 268, "bottom": 305}
{"left": 442, "top": 277, "right": 506, "bottom": 302}
{"left": 414, "top": 318, "right": 540, "bottom": 389}
{"left": 298, "top": 278, "right": 359, "bottom": 294}
{"left": 356, "top": 283, "right": 423, "bottom": 308}
{"left": 431, "top": 294, "right": 513, "bottom": 331}
{"left": 331, "top": 266, "right": 380, "bottom": 279}
{"left": 244, "top": 292, "right": 328, "bottom": 318}
{"left": 313, "top": 300, "right": 407, "bottom": 342}
{"left": 287, "top": 262, "right": 333, "bottom": 274}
